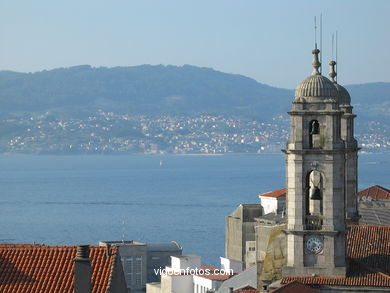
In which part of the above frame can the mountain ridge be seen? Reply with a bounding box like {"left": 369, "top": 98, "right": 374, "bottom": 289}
{"left": 0, "top": 64, "right": 388, "bottom": 122}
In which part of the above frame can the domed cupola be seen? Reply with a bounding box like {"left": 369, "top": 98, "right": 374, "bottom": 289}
{"left": 328, "top": 60, "right": 351, "bottom": 105}
{"left": 295, "top": 49, "right": 338, "bottom": 101}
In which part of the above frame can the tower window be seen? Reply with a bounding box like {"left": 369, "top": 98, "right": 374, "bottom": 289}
{"left": 310, "top": 120, "right": 320, "bottom": 134}
{"left": 305, "top": 170, "right": 324, "bottom": 230}
{"left": 309, "top": 120, "right": 321, "bottom": 148}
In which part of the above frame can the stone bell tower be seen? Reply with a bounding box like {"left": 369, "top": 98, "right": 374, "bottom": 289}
{"left": 282, "top": 48, "right": 353, "bottom": 277}
{"left": 328, "top": 61, "right": 359, "bottom": 223}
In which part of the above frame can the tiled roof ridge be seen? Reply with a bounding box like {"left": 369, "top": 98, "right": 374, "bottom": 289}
{"left": 270, "top": 280, "right": 318, "bottom": 293}
{"left": 374, "top": 185, "right": 390, "bottom": 192}
{"left": 283, "top": 275, "right": 345, "bottom": 281}
{"left": 0, "top": 245, "right": 111, "bottom": 253}
{"left": 357, "top": 185, "right": 390, "bottom": 199}
{"left": 270, "top": 280, "right": 297, "bottom": 292}
{"left": 349, "top": 224, "right": 390, "bottom": 229}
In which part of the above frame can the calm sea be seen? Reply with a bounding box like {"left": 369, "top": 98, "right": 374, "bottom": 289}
{"left": 0, "top": 154, "right": 388, "bottom": 265}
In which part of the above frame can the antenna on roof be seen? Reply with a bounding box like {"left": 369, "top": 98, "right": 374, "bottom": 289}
{"left": 332, "top": 33, "right": 334, "bottom": 61}
{"left": 336, "top": 31, "right": 338, "bottom": 83}
{"left": 121, "top": 216, "right": 126, "bottom": 244}
{"left": 320, "top": 14, "right": 323, "bottom": 74}
{"left": 314, "top": 16, "right": 318, "bottom": 50}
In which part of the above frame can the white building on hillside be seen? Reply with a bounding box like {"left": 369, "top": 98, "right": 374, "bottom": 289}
{"left": 258, "top": 188, "right": 286, "bottom": 215}
{"left": 146, "top": 255, "right": 237, "bottom": 293}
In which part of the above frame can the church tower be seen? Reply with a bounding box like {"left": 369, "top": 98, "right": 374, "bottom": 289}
{"left": 328, "top": 61, "right": 359, "bottom": 223}
{"left": 282, "top": 48, "right": 357, "bottom": 277}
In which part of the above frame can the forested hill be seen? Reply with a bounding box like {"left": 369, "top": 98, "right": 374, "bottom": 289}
{"left": 0, "top": 65, "right": 290, "bottom": 119}
{"left": 0, "top": 64, "right": 388, "bottom": 122}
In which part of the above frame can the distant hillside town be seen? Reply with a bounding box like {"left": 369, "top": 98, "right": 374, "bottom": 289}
{"left": 0, "top": 110, "right": 388, "bottom": 154}
{"left": 0, "top": 64, "right": 389, "bottom": 155}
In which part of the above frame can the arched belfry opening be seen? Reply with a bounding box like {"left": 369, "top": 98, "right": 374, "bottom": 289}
{"left": 305, "top": 170, "right": 323, "bottom": 230}
{"left": 309, "top": 120, "right": 321, "bottom": 148}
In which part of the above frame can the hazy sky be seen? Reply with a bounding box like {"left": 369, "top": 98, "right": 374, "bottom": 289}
{"left": 0, "top": 0, "right": 389, "bottom": 88}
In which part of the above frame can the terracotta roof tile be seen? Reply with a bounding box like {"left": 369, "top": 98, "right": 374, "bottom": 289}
{"left": 0, "top": 244, "right": 118, "bottom": 293}
{"left": 271, "top": 281, "right": 319, "bottom": 293}
{"left": 234, "top": 285, "right": 259, "bottom": 293}
{"left": 358, "top": 185, "right": 390, "bottom": 200}
{"left": 282, "top": 225, "right": 390, "bottom": 288}
{"left": 259, "top": 188, "right": 286, "bottom": 198}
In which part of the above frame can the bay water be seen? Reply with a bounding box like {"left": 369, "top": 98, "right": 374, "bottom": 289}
{"left": 0, "top": 154, "right": 388, "bottom": 265}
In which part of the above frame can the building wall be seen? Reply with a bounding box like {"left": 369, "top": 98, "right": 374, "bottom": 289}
{"left": 226, "top": 213, "right": 243, "bottom": 263}
{"left": 171, "top": 275, "right": 193, "bottom": 293}
{"left": 109, "top": 254, "right": 130, "bottom": 293}
{"left": 147, "top": 250, "right": 182, "bottom": 283}
{"left": 118, "top": 244, "right": 148, "bottom": 291}
{"left": 171, "top": 255, "right": 200, "bottom": 271}
{"left": 260, "top": 197, "right": 286, "bottom": 215}
{"left": 160, "top": 274, "right": 173, "bottom": 293}
{"left": 256, "top": 224, "right": 286, "bottom": 283}
{"left": 193, "top": 276, "right": 213, "bottom": 293}
{"left": 245, "top": 240, "right": 256, "bottom": 268}
{"left": 100, "top": 241, "right": 182, "bottom": 291}
{"left": 225, "top": 204, "right": 262, "bottom": 268}
{"left": 220, "top": 257, "right": 242, "bottom": 273}
{"left": 146, "top": 283, "right": 162, "bottom": 293}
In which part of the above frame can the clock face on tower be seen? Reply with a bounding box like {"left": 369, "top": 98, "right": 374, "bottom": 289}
{"left": 306, "top": 236, "right": 323, "bottom": 254}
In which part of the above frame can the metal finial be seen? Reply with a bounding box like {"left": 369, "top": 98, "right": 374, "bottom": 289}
{"left": 320, "top": 14, "right": 323, "bottom": 74}
{"left": 329, "top": 60, "right": 337, "bottom": 83}
{"left": 332, "top": 33, "right": 334, "bottom": 61}
{"left": 336, "top": 31, "right": 338, "bottom": 83}
{"left": 121, "top": 216, "right": 126, "bottom": 243}
{"left": 311, "top": 48, "right": 321, "bottom": 75}
{"left": 314, "top": 16, "right": 317, "bottom": 50}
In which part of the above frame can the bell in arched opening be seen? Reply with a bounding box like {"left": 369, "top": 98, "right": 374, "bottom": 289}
{"left": 308, "top": 170, "right": 323, "bottom": 216}
{"left": 310, "top": 186, "right": 322, "bottom": 200}
{"left": 309, "top": 120, "right": 321, "bottom": 148}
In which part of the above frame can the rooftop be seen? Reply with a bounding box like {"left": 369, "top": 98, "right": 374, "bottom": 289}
{"left": 255, "top": 212, "right": 286, "bottom": 225}
{"left": 270, "top": 281, "right": 319, "bottom": 293}
{"left": 0, "top": 244, "right": 118, "bottom": 293}
{"left": 99, "top": 240, "right": 145, "bottom": 246}
{"left": 359, "top": 205, "right": 390, "bottom": 226}
{"left": 173, "top": 254, "right": 199, "bottom": 258}
{"left": 259, "top": 188, "right": 286, "bottom": 198}
{"left": 147, "top": 241, "right": 182, "bottom": 252}
{"left": 282, "top": 225, "right": 390, "bottom": 288}
{"left": 358, "top": 185, "right": 390, "bottom": 200}
{"left": 234, "top": 285, "right": 259, "bottom": 293}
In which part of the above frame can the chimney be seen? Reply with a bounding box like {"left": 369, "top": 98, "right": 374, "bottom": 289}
{"left": 106, "top": 243, "right": 111, "bottom": 257}
{"left": 228, "top": 287, "right": 234, "bottom": 293}
{"left": 74, "top": 245, "right": 92, "bottom": 293}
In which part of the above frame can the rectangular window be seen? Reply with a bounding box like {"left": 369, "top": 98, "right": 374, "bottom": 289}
{"left": 125, "top": 257, "right": 133, "bottom": 286}
{"left": 136, "top": 256, "right": 142, "bottom": 285}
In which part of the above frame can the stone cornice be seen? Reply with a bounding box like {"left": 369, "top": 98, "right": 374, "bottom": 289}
{"left": 288, "top": 110, "right": 342, "bottom": 116}
{"left": 282, "top": 149, "right": 347, "bottom": 154}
